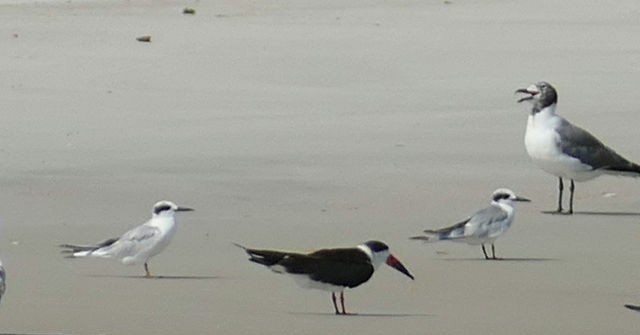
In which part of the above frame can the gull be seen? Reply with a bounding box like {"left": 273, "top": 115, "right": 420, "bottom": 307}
{"left": 60, "top": 200, "right": 193, "bottom": 277}
{"left": 0, "top": 259, "right": 5, "bottom": 303}
{"left": 235, "top": 240, "right": 414, "bottom": 315}
{"left": 516, "top": 81, "right": 640, "bottom": 214}
{"left": 410, "top": 188, "right": 530, "bottom": 260}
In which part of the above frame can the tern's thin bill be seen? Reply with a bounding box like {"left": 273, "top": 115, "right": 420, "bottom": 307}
{"left": 176, "top": 207, "right": 195, "bottom": 212}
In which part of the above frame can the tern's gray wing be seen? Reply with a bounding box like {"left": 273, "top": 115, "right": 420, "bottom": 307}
{"left": 456, "top": 205, "right": 508, "bottom": 240}
{"left": 100, "top": 224, "right": 161, "bottom": 258}
{"left": 557, "top": 118, "right": 638, "bottom": 171}
{"left": 0, "top": 264, "right": 5, "bottom": 303}
{"left": 424, "top": 218, "right": 470, "bottom": 235}
{"left": 422, "top": 204, "right": 506, "bottom": 241}
{"left": 120, "top": 224, "right": 160, "bottom": 242}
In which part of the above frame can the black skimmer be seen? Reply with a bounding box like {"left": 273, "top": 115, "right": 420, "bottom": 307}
{"left": 236, "top": 240, "right": 414, "bottom": 314}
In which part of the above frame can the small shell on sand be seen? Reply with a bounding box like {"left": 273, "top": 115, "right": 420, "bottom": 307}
{"left": 136, "top": 35, "right": 151, "bottom": 42}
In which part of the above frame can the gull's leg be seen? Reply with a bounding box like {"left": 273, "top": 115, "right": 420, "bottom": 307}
{"left": 557, "top": 177, "right": 564, "bottom": 213}
{"left": 568, "top": 179, "right": 575, "bottom": 214}
{"left": 144, "top": 262, "right": 151, "bottom": 278}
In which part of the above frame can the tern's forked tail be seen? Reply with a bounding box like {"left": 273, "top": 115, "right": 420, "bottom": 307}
{"left": 409, "top": 232, "right": 447, "bottom": 243}
{"left": 59, "top": 237, "right": 118, "bottom": 258}
{"left": 410, "top": 226, "right": 466, "bottom": 243}
{"left": 409, "top": 235, "right": 433, "bottom": 242}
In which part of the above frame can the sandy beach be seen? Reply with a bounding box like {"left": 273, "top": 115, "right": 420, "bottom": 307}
{"left": 1, "top": 0, "right": 640, "bottom": 333}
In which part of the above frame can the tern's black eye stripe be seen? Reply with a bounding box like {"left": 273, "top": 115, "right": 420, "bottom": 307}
{"left": 154, "top": 204, "right": 172, "bottom": 214}
{"left": 492, "top": 193, "right": 511, "bottom": 201}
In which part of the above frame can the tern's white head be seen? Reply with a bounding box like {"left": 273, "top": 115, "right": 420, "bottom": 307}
{"left": 152, "top": 201, "right": 194, "bottom": 216}
{"left": 491, "top": 188, "right": 531, "bottom": 206}
{"left": 516, "top": 81, "right": 558, "bottom": 113}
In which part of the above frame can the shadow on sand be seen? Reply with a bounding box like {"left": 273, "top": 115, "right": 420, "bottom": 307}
{"left": 288, "top": 311, "right": 433, "bottom": 318}
{"left": 438, "top": 257, "right": 558, "bottom": 262}
{"left": 83, "top": 274, "right": 221, "bottom": 280}
{"left": 542, "top": 210, "right": 640, "bottom": 217}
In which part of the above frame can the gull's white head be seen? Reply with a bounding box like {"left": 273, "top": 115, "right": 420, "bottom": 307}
{"left": 491, "top": 188, "right": 531, "bottom": 205}
{"left": 152, "top": 201, "right": 194, "bottom": 216}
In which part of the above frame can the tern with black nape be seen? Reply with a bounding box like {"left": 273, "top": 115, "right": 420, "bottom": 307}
{"left": 60, "top": 201, "right": 194, "bottom": 277}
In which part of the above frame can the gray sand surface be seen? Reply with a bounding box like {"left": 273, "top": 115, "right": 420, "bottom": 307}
{"left": 1, "top": 0, "right": 640, "bottom": 333}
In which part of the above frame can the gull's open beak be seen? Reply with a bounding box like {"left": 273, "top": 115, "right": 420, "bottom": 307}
{"left": 385, "top": 254, "right": 415, "bottom": 280}
{"left": 515, "top": 86, "right": 538, "bottom": 103}
{"left": 176, "top": 207, "right": 195, "bottom": 212}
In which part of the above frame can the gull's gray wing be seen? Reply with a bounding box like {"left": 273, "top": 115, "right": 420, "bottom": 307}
{"left": 557, "top": 118, "right": 639, "bottom": 172}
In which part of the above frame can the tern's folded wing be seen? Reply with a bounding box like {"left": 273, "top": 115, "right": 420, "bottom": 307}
{"left": 471, "top": 205, "right": 509, "bottom": 239}
{"left": 99, "top": 225, "right": 161, "bottom": 257}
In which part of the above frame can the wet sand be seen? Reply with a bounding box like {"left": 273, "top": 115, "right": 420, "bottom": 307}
{"left": 1, "top": 0, "right": 640, "bottom": 334}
